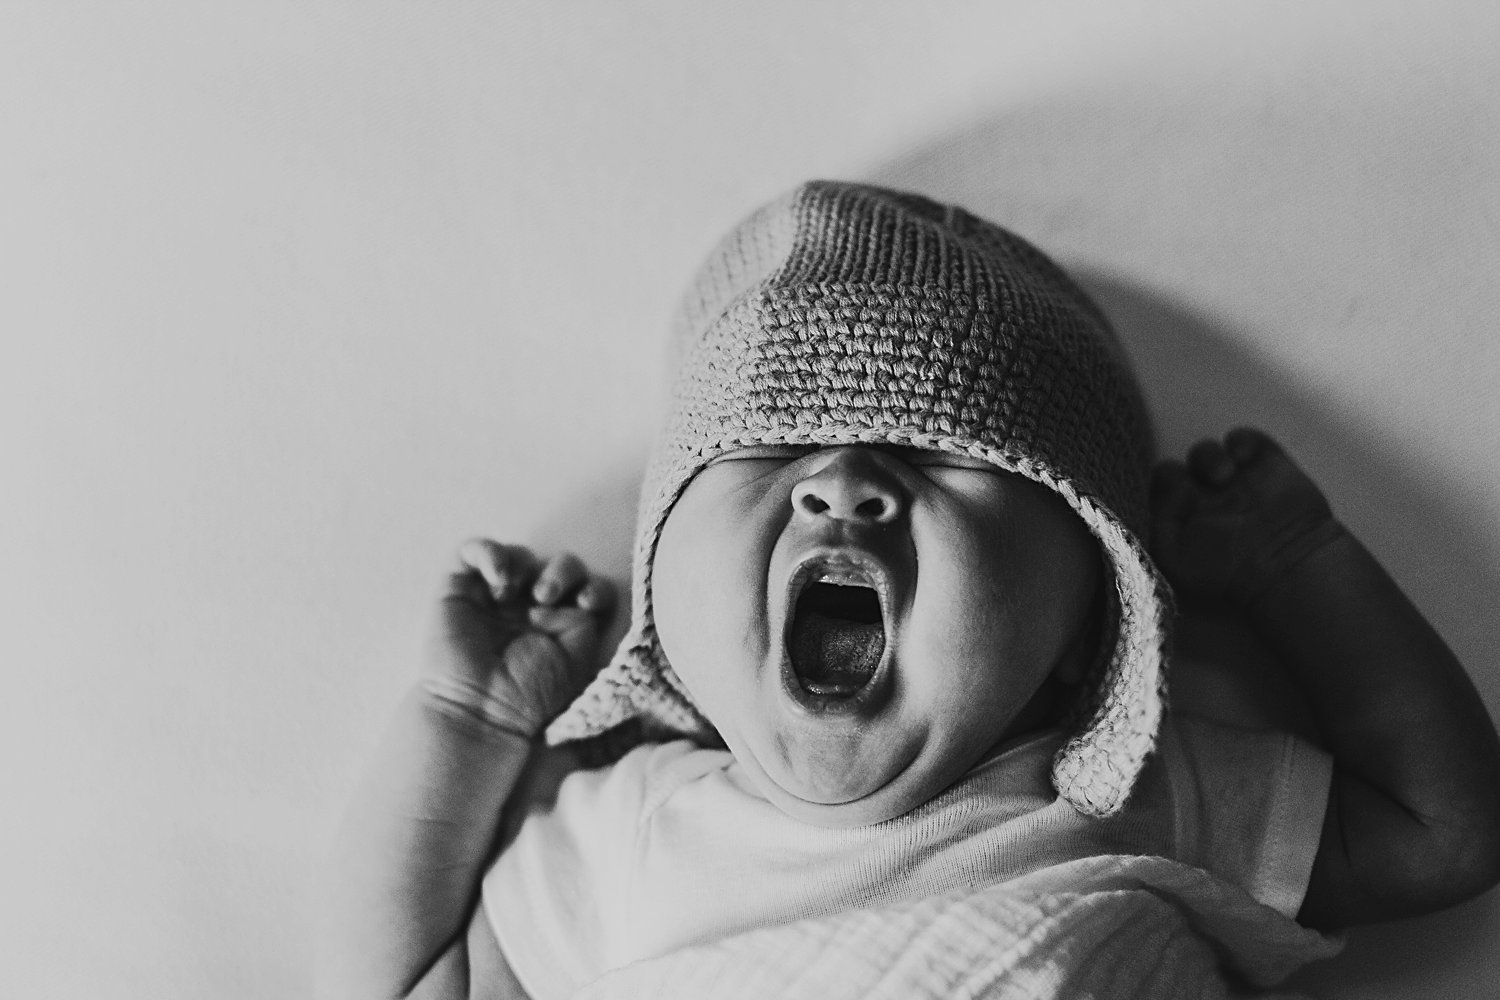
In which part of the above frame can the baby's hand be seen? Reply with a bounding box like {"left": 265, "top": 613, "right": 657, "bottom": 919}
{"left": 422, "top": 540, "right": 615, "bottom": 738}
{"left": 1150, "top": 428, "right": 1345, "bottom": 608}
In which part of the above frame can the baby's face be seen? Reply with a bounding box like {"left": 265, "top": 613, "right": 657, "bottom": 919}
{"left": 653, "top": 443, "right": 1101, "bottom": 826}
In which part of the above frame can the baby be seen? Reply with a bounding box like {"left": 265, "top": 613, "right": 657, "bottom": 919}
{"left": 322, "top": 182, "right": 1500, "bottom": 998}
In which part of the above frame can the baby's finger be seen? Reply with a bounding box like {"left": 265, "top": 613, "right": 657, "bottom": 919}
{"left": 527, "top": 604, "right": 592, "bottom": 635}
{"left": 1186, "top": 438, "right": 1236, "bottom": 488}
{"left": 458, "top": 539, "right": 541, "bottom": 602}
{"left": 576, "top": 575, "right": 616, "bottom": 617}
{"left": 532, "top": 552, "right": 588, "bottom": 605}
{"left": 528, "top": 605, "right": 603, "bottom": 684}
{"left": 1224, "top": 426, "right": 1273, "bottom": 465}
{"left": 443, "top": 566, "right": 495, "bottom": 608}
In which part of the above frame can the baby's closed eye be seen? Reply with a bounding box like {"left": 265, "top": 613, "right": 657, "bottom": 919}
{"left": 710, "top": 443, "right": 819, "bottom": 464}
{"left": 710, "top": 443, "right": 999, "bottom": 472}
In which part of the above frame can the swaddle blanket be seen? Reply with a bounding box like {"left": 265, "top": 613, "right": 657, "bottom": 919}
{"left": 573, "top": 855, "right": 1342, "bottom": 1000}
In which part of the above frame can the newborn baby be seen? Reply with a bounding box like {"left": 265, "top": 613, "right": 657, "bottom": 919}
{"left": 323, "top": 182, "right": 1500, "bottom": 1000}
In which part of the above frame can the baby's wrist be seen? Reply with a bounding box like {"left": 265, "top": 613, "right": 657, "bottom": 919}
{"left": 1233, "top": 516, "right": 1349, "bottom": 611}
{"left": 419, "top": 675, "right": 546, "bottom": 743}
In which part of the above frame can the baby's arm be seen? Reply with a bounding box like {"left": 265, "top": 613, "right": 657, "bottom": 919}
{"left": 1151, "top": 429, "right": 1500, "bottom": 930}
{"left": 319, "top": 541, "right": 612, "bottom": 999}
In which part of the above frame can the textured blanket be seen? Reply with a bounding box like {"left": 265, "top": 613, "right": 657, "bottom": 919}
{"left": 572, "top": 855, "right": 1343, "bottom": 1000}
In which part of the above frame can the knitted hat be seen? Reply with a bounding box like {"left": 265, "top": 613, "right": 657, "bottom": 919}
{"left": 546, "top": 181, "right": 1169, "bottom": 818}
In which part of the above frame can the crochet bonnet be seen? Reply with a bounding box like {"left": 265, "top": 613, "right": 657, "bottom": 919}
{"left": 545, "top": 180, "right": 1169, "bottom": 818}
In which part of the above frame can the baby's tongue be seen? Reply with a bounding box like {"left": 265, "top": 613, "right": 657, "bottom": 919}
{"left": 789, "top": 609, "right": 884, "bottom": 696}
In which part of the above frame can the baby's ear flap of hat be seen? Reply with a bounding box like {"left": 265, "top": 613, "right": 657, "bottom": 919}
{"left": 544, "top": 624, "right": 715, "bottom": 748}
{"left": 1049, "top": 508, "right": 1171, "bottom": 818}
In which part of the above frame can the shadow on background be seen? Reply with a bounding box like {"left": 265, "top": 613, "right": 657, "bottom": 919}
{"left": 1082, "top": 273, "right": 1500, "bottom": 692}
{"left": 871, "top": 93, "right": 1500, "bottom": 993}
{"left": 1075, "top": 276, "right": 1500, "bottom": 993}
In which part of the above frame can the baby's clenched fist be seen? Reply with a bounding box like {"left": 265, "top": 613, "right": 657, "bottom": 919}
{"left": 1150, "top": 428, "right": 1345, "bottom": 608}
{"left": 423, "top": 539, "right": 615, "bottom": 738}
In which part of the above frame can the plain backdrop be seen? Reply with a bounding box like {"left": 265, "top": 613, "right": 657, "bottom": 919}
{"left": 3, "top": 3, "right": 1497, "bottom": 997}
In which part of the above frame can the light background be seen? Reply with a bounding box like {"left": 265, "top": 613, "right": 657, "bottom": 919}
{"left": 3, "top": 2, "right": 1497, "bottom": 996}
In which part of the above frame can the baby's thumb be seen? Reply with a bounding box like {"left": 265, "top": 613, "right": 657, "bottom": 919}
{"left": 529, "top": 606, "right": 604, "bottom": 686}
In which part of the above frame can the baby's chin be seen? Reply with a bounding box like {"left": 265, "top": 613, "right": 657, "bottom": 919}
{"left": 728, "top": 725, "right": 969, "bottom": 828}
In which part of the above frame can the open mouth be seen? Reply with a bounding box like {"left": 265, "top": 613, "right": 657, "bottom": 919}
{"left": 787, "top": 561, "right": 887, "bottom": 699}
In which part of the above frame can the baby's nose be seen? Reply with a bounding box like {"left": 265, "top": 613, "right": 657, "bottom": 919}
{"left": 791, "top": 448, "right": 904, "bottom": 525}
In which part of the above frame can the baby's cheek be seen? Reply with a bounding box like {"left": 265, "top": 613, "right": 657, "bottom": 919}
{"left": 651, "top": 533, "right": 710, "bottom": 662}
{"left": 653, "top": 520, "right": 757, "bottom": 691}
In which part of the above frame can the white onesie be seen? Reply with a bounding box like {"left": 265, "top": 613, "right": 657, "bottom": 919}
{"left": 484, "top": 713, "right": 1337, "bottom": 999}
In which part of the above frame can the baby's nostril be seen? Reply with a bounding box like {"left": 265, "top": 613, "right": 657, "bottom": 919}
{"left": 801, "top": 495, "right": 830, "bottom": 515}
{"left": 855, "top": 498, "right": 887, "bottom": 519}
